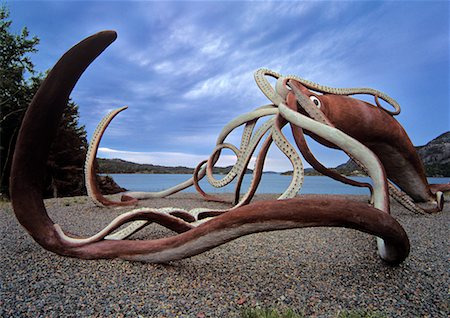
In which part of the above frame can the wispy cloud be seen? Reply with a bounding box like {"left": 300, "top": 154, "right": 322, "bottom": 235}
{"left": 10, "top": 0, "right": 449, "bottom": 169}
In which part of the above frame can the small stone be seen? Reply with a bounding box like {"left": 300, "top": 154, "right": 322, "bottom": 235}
{"left": 237, "top": 297, "right": 247, "bottom": 305}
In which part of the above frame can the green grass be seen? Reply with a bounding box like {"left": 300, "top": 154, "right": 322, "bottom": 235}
{"left": 240, "top": 308, "right": 304, "bottom": 318}
{"left": 336, "top": 309, "right": 387, "bottom": 318}
{"left": 240, "top": 308, "right": 387, "bottom": 318}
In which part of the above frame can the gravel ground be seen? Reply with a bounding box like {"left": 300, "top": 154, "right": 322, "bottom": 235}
{"left": 1, "top": 193, "right": 448, "bottom": 317}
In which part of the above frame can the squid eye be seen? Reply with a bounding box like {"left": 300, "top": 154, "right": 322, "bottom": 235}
{"left": 309, "top": 96, "right": 321, "bottom": 108}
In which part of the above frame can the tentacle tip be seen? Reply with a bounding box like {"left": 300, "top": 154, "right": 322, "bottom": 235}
{"left": 436, "top": 191, "right": 444, "bottom": 212}
{"left": 421, "top": 192, "right": 444, "bottom": 214}
{"left": 98, "top": 30, "right": 118, "bottom": 40}
{"left": 376, "top": 238, "right": 409, "bottom": 265}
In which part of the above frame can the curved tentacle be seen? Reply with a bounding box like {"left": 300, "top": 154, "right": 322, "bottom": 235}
{"left": 118, "top": 198, "right": 409, "bottom": 264}
{"left": 387, "top": 182, "right": 427, "bottom": 214}
{"left": 85, "top": 106, "right": 202, "bottom": 204}
{"left": 231, "top": 119, "right": 258, "bottom": 204}
{"left": 55, "top": 207, "right": 195, "bottom": 246}
{"left": 255, "top": 68, "right": 401, "bottom": 115}
{"left": 10, "top": 30, "right": 119, "bottom": 248}
{"left": 193, "top": 160, "right": 229, "bottom": 203}
{"left": 291, "top": 126, "right": 373, "bottom": 191}
{"left": 205, "top": 119, "right": 274, "bottom": 190}
{"left": 231, "top": 134, "right": 273, "bottom": 207}
{"left": 271, "top": 115, "right": 304, "bottom": 199}
{"left": 85, "top": 106, "right": 138, "bottom": 206}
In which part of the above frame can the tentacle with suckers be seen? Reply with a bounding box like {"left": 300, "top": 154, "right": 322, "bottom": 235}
{"left": 85, "top": 106, "right": 204, "bottom": 206}
{"left": 255, "top": 68, "right": 401, "bottom": 115}
{"left": 84, "top": 106, "right": 138, "bottom": 206}
{"left": 256, "top": 69, "right": 440, "bottom": 214}
{"left": 10, "top": 31, "right": 410, "bottom": 264}
{"left": 255, "top": 72, "right": 377, "bottom": 195}
{"left": 283, "top": 76, "right": 443, "bottom": 213}
{"left": 85, "top": 104, "right": 280, "bottom": 206}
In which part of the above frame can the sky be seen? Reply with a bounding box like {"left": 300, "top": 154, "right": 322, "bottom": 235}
{"left": 8, "top": 0, "right": 450, "bottom": 172}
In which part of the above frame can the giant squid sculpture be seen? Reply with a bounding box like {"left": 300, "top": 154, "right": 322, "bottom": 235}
{"left": 10, "top": 31, "right": 448, "bottom": 265}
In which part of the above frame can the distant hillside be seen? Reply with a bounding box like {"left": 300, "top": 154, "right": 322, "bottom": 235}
{"left": 281, "top": 168, "right": 322, "bottom": 176}
{"left": 282, "top": 132, "right": 450, "bottom": 177}
{"left": 415, "top": 131, "right": 450, "bottom": 177}
{"left": 97, "top": 158, "right": 253, "bottom": 175}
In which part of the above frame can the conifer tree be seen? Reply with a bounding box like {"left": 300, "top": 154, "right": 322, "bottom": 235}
{"left": 0, "top": 6, "right": 88, "bottom": 198}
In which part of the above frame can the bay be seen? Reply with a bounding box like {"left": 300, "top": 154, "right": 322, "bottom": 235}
{"left": 104, "top": 174, "right": 450, "bottom": 195}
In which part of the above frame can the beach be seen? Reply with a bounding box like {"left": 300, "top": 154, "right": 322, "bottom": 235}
{"left": 1, "top": 194, "right": 448, "bottom": 317}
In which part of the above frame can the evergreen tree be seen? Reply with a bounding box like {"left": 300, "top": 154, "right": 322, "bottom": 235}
{"left": 0, "top": 6, "right": 88, "bottom": 198}
{"left": 45, "top": 99, "right": 88, "bottom": 197}
{"left": 0, "top": 6, "right": 39, "bottom": 196}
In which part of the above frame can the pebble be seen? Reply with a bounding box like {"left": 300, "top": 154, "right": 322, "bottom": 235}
{"left": 0, "top": 194, "right": 448, "bottom": 317}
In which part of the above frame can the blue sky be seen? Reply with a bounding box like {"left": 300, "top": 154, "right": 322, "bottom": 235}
{"left": 8, "top": 1, "right": 450, "bottom": 172}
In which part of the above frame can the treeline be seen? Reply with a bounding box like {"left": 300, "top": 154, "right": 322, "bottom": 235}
{"left": 97, "top": 159, "right": 194, "bottom": 174}
{"left": 97, "top": 158, "right": 253, "bottom": 175}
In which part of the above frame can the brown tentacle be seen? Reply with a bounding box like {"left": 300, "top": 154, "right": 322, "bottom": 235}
{"left": 233, "top": 133, "right": 273, "bottom": 207}
{"left": 193, "top": 160, "right": 229, "bottom": 203}
{"left": 429, "top": 183, "right": 450, "bottom": 194}
{"left": 10, "top": 31, "right": 118, "bottom": 250}
{"left": 63, "top": 198, "right": 410, "bottom": 265}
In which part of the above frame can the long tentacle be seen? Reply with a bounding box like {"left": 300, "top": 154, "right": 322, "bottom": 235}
{"left": 255, "top": 68, "right": 401, "bottom": 115}
{"left": 85, "top": 106, "right": 202, "bottom": 203}
{"left": 10, "top": 30, "right": 119, "bottom": 247}
{"left": 84, "top": 106, "right": 138, "bottom": 206}
{"left": 271, "top": 115, "right": 304, "bottom": 199}
{"left": 192, "top": 160, "right": 229, "bottom": 203}
{"left": 291, "top": 125, "right": 373, "bottom": 190}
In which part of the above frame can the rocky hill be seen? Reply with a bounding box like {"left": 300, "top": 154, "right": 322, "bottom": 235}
{"left": 416, "top": 131, "right": 450, "bottom": 177}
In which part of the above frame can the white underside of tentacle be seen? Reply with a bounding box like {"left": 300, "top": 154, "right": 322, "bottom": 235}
{"left": 54, "top": 207, "right": 193, "bottom": 245}
{"left": 84, "top": 106, "right": 128, "bottom": 206}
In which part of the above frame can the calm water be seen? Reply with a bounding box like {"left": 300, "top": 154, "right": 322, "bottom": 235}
{"left": 105, "top": 173, "right": 450, "bottom": 195}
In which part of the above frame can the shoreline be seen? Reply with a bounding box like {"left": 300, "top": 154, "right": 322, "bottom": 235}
{"left": 1, "top": 193, "right": 448, "bottom": 317}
